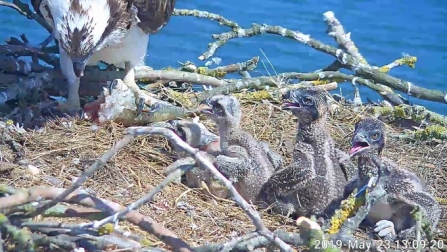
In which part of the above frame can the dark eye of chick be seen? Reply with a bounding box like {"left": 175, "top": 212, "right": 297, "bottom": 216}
{"left": 370, "top": 132, "right": 380, "bottom": 140}
{"left": 177, "top": 127, "right": 186, "bottom": 140}
{"left": 302, "top": 96, "right": 313, "bottom": 105}
{"left": 214, "top": 103, "right": 223, "bottom": 111}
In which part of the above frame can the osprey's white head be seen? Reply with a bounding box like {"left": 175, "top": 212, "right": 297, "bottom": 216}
{"left": 49, "top": 0, "right": 131, "bottom": 77}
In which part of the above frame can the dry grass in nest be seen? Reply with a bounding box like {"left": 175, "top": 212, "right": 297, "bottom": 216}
{"left": 1, "top": 102, "right": 446, "bottom": 249}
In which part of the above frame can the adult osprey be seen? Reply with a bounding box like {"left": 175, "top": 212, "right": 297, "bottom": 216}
{"left": 31, "top": 0, "right": 176, "bottom": 115}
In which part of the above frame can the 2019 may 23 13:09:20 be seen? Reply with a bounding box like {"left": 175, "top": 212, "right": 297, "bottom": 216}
{"left": 313, "top": 238, "right": 444, "bottom": 250}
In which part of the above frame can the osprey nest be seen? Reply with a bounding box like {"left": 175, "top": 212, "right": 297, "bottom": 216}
{"left": 0, "top": 1, "right": 447, "bottom": 251}
{"left": 1, "top": 103, "right": 446, "bottom": 251}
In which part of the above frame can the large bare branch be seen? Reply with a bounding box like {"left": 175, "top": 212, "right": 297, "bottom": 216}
{"left": 172, "top": 9, "right": 446, "bottom": 106}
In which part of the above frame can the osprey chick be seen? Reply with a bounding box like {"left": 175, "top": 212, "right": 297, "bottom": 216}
{"left": 31, "top": 0, "right": 176, "bottom": 116}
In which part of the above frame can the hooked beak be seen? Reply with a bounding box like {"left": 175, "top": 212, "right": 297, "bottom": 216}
{"left": 282, "top": 101, "right": 301, "bottom": 110}
{"left": 167, "top": 119, "right": 179, "bottom": 128}
{"left": 349, "top": 133, "right": 370, "bottom": 157}
{"left": 199, "top": 99, "right": 214, "bottom": 114}
{"left": 72, "top": 56, "right": 89, "bottom": 77}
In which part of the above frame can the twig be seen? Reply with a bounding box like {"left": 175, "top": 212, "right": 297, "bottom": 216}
{"left": 28, "top": 135, "right": 135, "bottom": 217}
{"left": 134, "top": 69, "right": 228, "bottom": 87}
{"left": 0, "top": 67, "right": 229, "bottom": 99}
{"left": 168, "top": 76, "right": 338, "bottom": 106}
{"left": 173, "top": 9, "right": 240, "bottom": 30}
{"left": 193, "top": 230, "right": 303, "bottom": 252}
{"left": 4, "top": 38, "right": 59, "bottom": 67}
{"left": 200, "top": 56, "right": 259, "bottom": 77}
{"left": 119, "top": 127, "right": 294, "bottom": 251}
{"left": 323, "top": 11, "right": 368, "bottom": 64}
{"left": 322, "top": 10, "right": 366, "bottom": 105}
{"left": 0, "top": 213, "right": 34, "bottom": 250}
{"left": 0, "top": 186, "right": 193, "bottom": 252}
{"left": 1, "top": 0, "right": 53, "bottom": 33}
{"left": 367, "top": 104, "right": 447, "bottom": 126}
{"left": 378, "top": 55, "right": 417, "bottom": 73}
{"left": 187, "top": 10, "right": 446, "bottom": 105}
{"left": 328, "top": 181, "right": 387, "bottom": 251}
{"left": 0, "top": 1, "right": 26, "bottom": 15}
{"left": 82, "top": 163, "right": 191, "bottom": 229}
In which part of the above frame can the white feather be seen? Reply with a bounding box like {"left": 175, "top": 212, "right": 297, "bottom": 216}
{"left": 39, "top": 0, "right": 150, "bottom": 83}
{"left": 49, "top": 0, "right": 115, "bottom": 49}
{"left": 87, "top": 24, "right": 149, "bottom": 68}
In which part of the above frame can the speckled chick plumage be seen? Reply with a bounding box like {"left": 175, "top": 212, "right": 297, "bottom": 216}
{"left": 344, "top": 117, "right": 441, "bottom": 241}
{"left": 258, "top": 87, "right": 354, "bottom": 218}
{"left": 201, "top": 95, "right": 275, "bottom": 203}
{"left": 152, "top": 119, "right": 221, "bottom": 189}
{"left": 169, "top": 119, "right": 222, "bottom": 189}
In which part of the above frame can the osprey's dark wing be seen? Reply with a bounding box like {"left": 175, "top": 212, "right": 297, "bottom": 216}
{"left": 131, "top": 0, "right": 176, "bottom": 34}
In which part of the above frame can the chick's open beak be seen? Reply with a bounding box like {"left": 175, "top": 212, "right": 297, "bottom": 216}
{"left": 199, "top": 103, "right": 214, "bottom": 114}
{"left": 349, "top": 133, "right": 370, "bottom": 156}
{"left": 282, "top": 101, "right": 301, "bottom": 110}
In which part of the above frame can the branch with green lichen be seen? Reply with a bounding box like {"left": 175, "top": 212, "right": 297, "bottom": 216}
{"left": 368, "top": 104, "right": 447, "bottom": 126}
{"left": 322, "top": 11, "right": 418, "bottom": 106}
{"left": 0, "top": 185, "right": 193, "bottom": 252}
{"left": 164, "top": 80, "right": 338, "bottom": 108}
{"left": 0, "top": 5, "right": 446, "bottom": 131}
{"left": 0, "top": 213, "right": 34, "bottom": 251}
{"left": 326, "top": 177, "right": 388, "bottom": 251}
{"left": 378, "top": 55, "right": 417, "bottom": 73}
{"left": 178, "top": 56, "right": 259, "bottom": 78}
{"left": 188, "top": 8, "right": 446, "bottom": 105}
{"left": 323, "top": 11, "right": 369, "bottom": 65}
{"left": 322, "top": 11, "right": 417, "bottom": 74}
{"left": 326, "top": 189, "right": 360, "bottom": 235}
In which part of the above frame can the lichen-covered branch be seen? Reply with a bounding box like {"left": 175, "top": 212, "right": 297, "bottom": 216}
{"left": 184, "top": 8, "right": 445, "bottom": 105}
{"left": 192, "top": 56, "right": 259, "bottom": 78}
{"left": 367, "top": 104, "right": 447, "bottom": 126}
{"left": 0, "top": 213, "right": 34, "bottom": 250}
{"left": 166, "top": 77, "right": 338, "bottom": 107}
{"left": 0, "top": 185, "right": 193, "bottom": 252}
{"left": 327, "top": 179, "right": 388, "bottom": 251}
{"left": 323, "top": 11, "right": 368, "bottom": 65}
{"left": 173, "top": 9, "right": 240, "bottom": 31}
{"left": 378, "top": 55, "right": 417, "bottom": 73}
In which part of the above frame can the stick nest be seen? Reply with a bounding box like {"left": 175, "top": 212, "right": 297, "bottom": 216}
{"left": 1, "top": 102, "right": 446, "bottom": 250}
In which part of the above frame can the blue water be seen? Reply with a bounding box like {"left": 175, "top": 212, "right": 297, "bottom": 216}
{"left": 1, "top": 0, "right": 446, "bottom": 115}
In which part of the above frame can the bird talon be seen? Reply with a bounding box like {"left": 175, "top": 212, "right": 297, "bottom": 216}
{"left": 147, "top": 102, "right": 161, "bottom": 113}
{"left": 108, "top": 79, "right": 120, "bottom": 95}
{"left": 133, "top": 97, "right": 143, "bottom": 117}
{"left": 374, "top": 220, "right": 396, "bottom": 239}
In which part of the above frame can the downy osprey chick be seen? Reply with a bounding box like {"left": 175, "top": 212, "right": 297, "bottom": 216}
{"left": 345, "top": 117, "right": 441, "bottom": 241}
{"left": 258, "top": 87, "right": 355, "bottom": 218}
{"left": 200, "top": 95, "right": 275, "bottom": 203}
{"left": 31, "top": 0, "right": 176, "bottom": 115}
